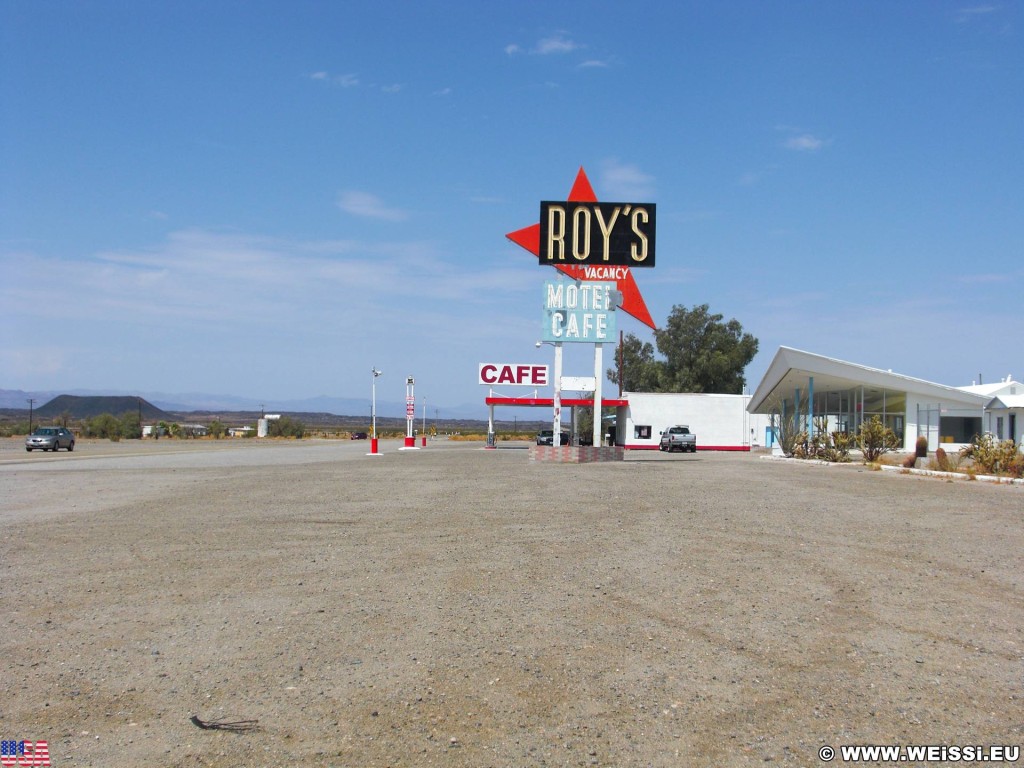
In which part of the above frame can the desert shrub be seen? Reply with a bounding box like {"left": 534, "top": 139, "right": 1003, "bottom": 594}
{"left": 1006, "top": 452, "right": 1024, "bottom": 479}
{"left": 119, "top": 411, "right": 142, "bottom": 440}
{"left": 268, "top": 416, "right": 305, "bottom": 438}
{"left": 791, "top": 430, "right": 810, "bottom": 459}
{"left": 915, "top": 435, "right": 929, "bottom": 458}
{"left": 769, "top": 406, "right": 804, "bottom": 457}
{"left": 827, "top": 430, "right": 855, "bottom": 462}
{"left": 0, "top": 421, "right": 32, "bottom": 437}
{"left": 856, "top": 416, "right": 902, "bottom": 462}
{"left": 902, "top": 453, "right": 917, "bottom": 469}
{"left": 84, "top": 412, "right": 122, "bottom": 440}
{"left": 960, "top": 434, "right": 1021, "bottom": 476}
{"left": 787, "top": 418, "right": 854, "bottom": 463}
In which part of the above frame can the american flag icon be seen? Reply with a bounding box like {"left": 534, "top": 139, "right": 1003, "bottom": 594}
{"left": 0, "top": 740, "right": 50, "bottom": 767}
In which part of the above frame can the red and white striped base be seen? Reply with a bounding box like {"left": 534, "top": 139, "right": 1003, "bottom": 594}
{"left": 528, "top": 445, "right": 624, "bottom": 463}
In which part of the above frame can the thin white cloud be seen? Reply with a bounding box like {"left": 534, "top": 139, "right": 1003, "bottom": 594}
{"left": 957, "top": 270, "right": 1017, "bottom": 284}
{"left": 578, "top": 59, "right": 609, "bottom": 69}
{"left": 599, "top": 159, "right": 656, "bottom": 199}
{"left": 1, "top": 228, "right": 506, "bottom": 338}
{"left": 536, "top": 34, "right": 580, "bottom": 54}
{"left": 337, "top": 191, "right": 408, "bottom": 221}
{"left": 506, "top": 34, "right": 584, "bottom": 56}
{"left": 784, "top": 134, "right": 827, "bottom": 151}
{"left": 309, "top": 71, "right": 360, "bottom": 87}
{"left": 956, "top": 5, "right": 999, "bottom": 22}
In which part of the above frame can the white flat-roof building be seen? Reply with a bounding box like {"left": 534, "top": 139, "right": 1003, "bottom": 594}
{"left": 615, "top": 392, "right": 771, "bottom": 451}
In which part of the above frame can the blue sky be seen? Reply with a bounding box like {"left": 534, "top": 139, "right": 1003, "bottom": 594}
{"left": 2, "top": 1, "right": 1021, "bottom": 416}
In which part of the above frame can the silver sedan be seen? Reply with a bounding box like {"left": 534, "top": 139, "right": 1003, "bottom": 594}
{"left": 26, "top": 427, "right": 76, "bottom": 452}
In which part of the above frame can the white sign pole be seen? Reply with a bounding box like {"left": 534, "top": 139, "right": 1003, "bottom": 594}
{"left": 553, "top": 342, "right": 563, "bottom": 447}
{"left": 593, "top": 342, "right": 603, "bottom": 447}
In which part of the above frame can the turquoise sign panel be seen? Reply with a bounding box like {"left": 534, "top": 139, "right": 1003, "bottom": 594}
{"left": 541, "top": 280, "right": 618, "bottom": 343}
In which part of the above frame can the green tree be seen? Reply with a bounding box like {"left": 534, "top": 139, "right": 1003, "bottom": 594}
{"left": 609, "top": 334, "right": 662, "bottom": 392}
{"left": 85, "top": 413, "right": 122, "bottom": 440}
{"left": 268, "top": 416, "right": 305, "bottom": 438}
{"left": 656, "top": 304, "right": 758, "bottom": 393}
{"left": 120, "top": 411, "right": 142, "bottom": 439}
{"left": 208, "top": 420, "right": 227, "bottom": 439}
{"left": 608, "top": 304, "right": 758, "bottom": 394}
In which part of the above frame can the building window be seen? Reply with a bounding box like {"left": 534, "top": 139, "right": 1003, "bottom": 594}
{"left": 996, "top": 417, "right": 1004, "bottom": 439}
{"left": 634, "top": 425, "right": 652, "bottom": 440}
{"left": 939, "top": 416, "right": 983, "bottom": 443}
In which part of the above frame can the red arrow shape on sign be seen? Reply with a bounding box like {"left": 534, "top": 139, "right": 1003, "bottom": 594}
{"left": 505, "top": 167, "right": 656, "bottom": 330}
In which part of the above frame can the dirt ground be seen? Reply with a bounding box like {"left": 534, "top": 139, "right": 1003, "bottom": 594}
{"left": 1, "top": 437, "right": 1021, "bottom": 767}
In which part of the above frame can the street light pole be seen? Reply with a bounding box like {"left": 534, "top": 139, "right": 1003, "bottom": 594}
{"left": 371, "top": 368, "right": 382, "bottom": 455}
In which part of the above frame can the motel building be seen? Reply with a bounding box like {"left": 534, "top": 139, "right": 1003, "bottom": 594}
{"left": 743, "top": 347, "right": 1022, "bottom": 453}
{"left": 494, "top": 346, "right": 1021, "bottom": 454}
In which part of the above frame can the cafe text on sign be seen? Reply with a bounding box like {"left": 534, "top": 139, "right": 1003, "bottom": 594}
{"left": 539, "top": 201, "right": 655, "bottom": 268}
{"left": 479, "top": 363, "right": 550, "bottom": 387}
{"left": 541, "top": 280, "right": 618, "bottom": 343}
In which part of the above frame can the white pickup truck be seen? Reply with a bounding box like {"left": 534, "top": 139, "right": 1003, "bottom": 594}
{"left": 659, "top": 425, "right": 697, "bottom": 453}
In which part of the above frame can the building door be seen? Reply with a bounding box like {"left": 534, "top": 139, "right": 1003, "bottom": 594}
{"left": 1011, "top": 414, "right": 1018, "bottom": 442}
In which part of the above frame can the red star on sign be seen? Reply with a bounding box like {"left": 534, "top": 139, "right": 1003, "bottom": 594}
{"left": 506, "top": 167, "right": 656, "bottom": 330}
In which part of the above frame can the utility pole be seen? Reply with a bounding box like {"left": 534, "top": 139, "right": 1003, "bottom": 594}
{"left": 27, "top": 398, "right": 36, "bottom": 433}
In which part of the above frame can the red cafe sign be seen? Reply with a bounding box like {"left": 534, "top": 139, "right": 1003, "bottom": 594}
{"left": 479, "top": 363, "right": 549, "bottom": 387}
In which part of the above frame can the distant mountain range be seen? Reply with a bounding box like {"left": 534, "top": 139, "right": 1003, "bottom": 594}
{"left": 0, "top": 388, "right": 493, "bottom": 420}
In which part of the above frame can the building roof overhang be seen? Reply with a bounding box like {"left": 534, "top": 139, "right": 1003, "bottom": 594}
{"left": 747, "top": 347, "right": 988, "bottom": 414}
{"left": 986, "top": 395, "right": 1024, "bottom": 410}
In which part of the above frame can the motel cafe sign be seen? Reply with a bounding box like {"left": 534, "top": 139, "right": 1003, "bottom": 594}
{"left": 542, "top": 280, "right": 618, "bottom": 343}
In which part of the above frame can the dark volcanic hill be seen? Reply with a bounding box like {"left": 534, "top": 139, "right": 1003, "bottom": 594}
{"left": 35, "top": 395, "right": 171, "bottom": 421}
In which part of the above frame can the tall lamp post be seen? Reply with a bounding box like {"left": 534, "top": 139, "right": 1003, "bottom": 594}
{"left": 536, "top": 340, "right": 563, "bottom": 447}
{"left": 370, "top": 368, "right": 382, "bottom": 455}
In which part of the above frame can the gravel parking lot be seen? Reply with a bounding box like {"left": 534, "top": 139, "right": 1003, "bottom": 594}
{"left": 1, "top": 437, "right": 1021, "bottom": 766}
